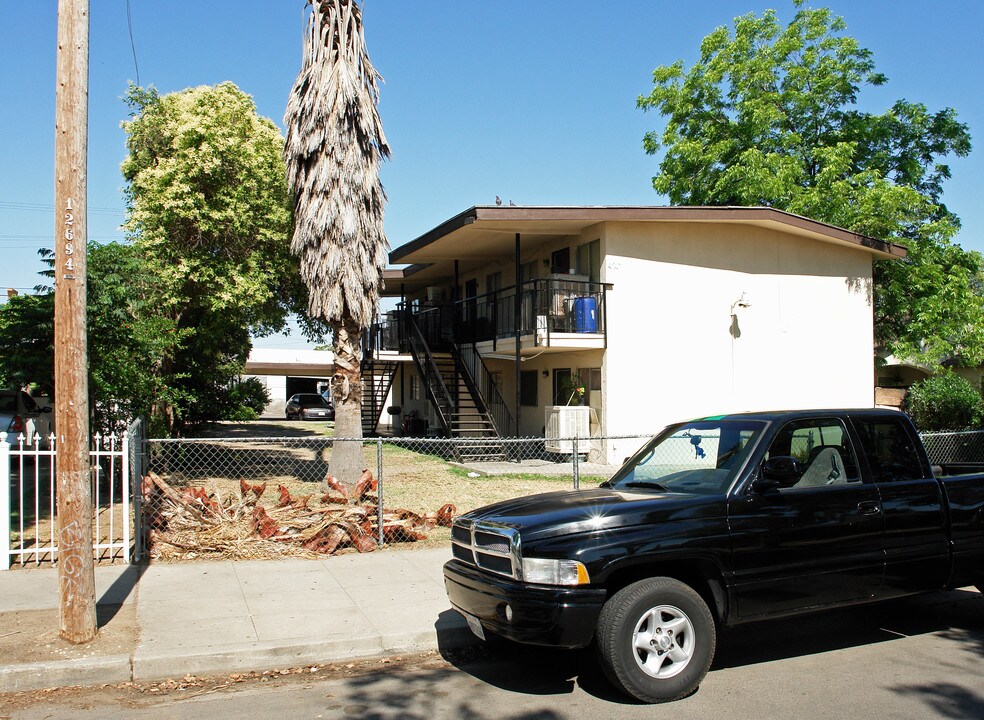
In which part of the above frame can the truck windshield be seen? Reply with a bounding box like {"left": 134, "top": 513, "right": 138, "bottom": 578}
{"left": 604, "top": 419, "right": 766, "bottom": 495}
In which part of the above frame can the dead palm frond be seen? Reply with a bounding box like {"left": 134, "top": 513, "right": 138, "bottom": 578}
{"left": 283, "top": 0, "right": 389, "bottom": 330}
{"left": 284, "top": 0, "right": 390, "bottom": 486}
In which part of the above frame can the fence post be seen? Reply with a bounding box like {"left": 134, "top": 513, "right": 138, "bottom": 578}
{"left": 121, "top": 430, "right": 131, "bottom": 563}
{"left": 572, "top": 433, "right": 580, "bottom": 490}
{"left": 377, "top": 439, "right": 384, "bottom": 547}
{"left": 131, "top": 419, "right": 143, "bottom": 563}
{"left": 0, "top": 440, "right": 9, "bottom": 570}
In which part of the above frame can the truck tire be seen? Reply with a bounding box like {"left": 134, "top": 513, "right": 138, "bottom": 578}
{"left": 596, "top": 577, "right": 716, "bottom": 703}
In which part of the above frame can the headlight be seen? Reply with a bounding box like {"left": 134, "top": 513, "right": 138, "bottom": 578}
{"left": 521, "top": 558, "right": 590, "bottom": 586}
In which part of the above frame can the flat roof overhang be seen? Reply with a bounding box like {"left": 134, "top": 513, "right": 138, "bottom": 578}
{"left": 244, "top": 361, "right": 334, "bottom": 376}
{"left": 384, "top": 206, "right": 906, "bottom": 292}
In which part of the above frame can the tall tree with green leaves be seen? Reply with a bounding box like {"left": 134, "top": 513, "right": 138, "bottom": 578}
{"left": 284, "top": 0, "right": 390, "bottom": 491}
{"left": 122, "top": 82, "right": 303, "bottom": 433}
{"left": 0, "top": 243, "right": 181, "bottom": 434}
{"left": 638, "top": 1, "right": 982, "bottom": 367}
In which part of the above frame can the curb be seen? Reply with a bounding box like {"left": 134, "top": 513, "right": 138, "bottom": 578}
{"left": 0, "top": 625, "right": 477, "bottom": 692}
{"left": 131, "top": 623, "right": 477, "bottom": 682}
{"left": 0, "top": 654, "right": 132, "bottom": 693}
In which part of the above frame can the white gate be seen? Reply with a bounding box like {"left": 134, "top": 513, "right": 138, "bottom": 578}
{"left": 0, "top": 419, "right": 141, "bottom": 570}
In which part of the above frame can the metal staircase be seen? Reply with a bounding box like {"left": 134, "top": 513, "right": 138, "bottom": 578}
{"left": 404, "top": 312, "right": 506, "bottom": 461}
{"left": 360, "top": 358, "right": 399, "bottom": 436}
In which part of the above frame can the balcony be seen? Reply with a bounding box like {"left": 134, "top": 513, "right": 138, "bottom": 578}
{"left": 367, "top": 278, "right": 608, "bottom": 356}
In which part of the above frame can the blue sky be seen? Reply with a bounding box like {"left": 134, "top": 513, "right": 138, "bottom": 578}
{"left": 2, "top": 1, "right": 982, "bottom": 348}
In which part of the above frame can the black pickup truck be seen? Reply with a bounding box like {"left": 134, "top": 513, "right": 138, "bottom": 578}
{"left": 443, "top": 409, "right": 984, "bottom": 703}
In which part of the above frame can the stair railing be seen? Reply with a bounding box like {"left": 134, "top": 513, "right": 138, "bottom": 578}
{"left": 456, "top": 342, "right": 514, "bottom": 436}
{"left": 360, "top": 359, "right": 397, "bottom": 434}
{"left": 405, "top": 311, "right": 454, "bottom": 435}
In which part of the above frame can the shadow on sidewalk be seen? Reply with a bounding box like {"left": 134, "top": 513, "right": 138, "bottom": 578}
{"left": 96, "top": 562, "right": 146, "bottom": 626}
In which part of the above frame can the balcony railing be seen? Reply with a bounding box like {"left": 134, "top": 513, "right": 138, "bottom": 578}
{"left": 367, "top": 278, "right": 608, "bottom": 356}
{"left": 456, "top": 278, "right": 608, "bottom": 346}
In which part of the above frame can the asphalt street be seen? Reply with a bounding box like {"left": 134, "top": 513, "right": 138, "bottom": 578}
{"left": 4, "top": 587, "right": 982, "bottom": 720}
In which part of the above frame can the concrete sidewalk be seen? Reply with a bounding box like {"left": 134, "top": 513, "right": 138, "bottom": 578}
{"left": 0, "top": 548, "right": 473, "bottom": 693}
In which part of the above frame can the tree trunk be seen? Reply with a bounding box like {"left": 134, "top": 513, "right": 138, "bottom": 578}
{"left": 328, "top": 317, "right": 364, "bottom": 494}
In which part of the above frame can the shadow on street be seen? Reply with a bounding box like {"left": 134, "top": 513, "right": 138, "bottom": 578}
{"left": 432, "top": 589, "right": 984, "bottom": 707}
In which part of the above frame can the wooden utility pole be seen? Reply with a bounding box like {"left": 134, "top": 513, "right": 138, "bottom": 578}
{"left": 54, "top": 0, "right": 96, "bottom": 644}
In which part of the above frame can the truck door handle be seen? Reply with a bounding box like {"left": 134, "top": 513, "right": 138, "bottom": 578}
{"left": 857, "top": 501, "right": 881, "bottom": 516}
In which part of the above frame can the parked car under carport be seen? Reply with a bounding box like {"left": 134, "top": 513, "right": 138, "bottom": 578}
{"left": 285, "top": 393, "right": 334, "bottom": 421}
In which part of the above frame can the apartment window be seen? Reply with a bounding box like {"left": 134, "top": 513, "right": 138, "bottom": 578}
{"left": 410, "top": 374, "right": 421, "bottom": 400}
{"left": 486, "top": 272, "right": 502, "bottom": 294}
{"left": 520, "top": 260, "right": 538, "bottom": 286}
{"left": 577, "top": 240, "right": 601, "bottom": 283}
{"left": 553, "top": 368, "right": 576, "bottom": 405}
{"left": 520, "top": 370, "right": 538, "bottom": 406}
{"left": 551, "top": 247, "right": 571, "bottom": 275}
{"left": 578, "top": 367, "right": 602, "bottom": 404}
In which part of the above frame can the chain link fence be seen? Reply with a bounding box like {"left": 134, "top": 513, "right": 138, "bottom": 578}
{"left": 134, "top": 427, "right": 984, "bottom": 563}
{"left": 919, "top": 430, "right": 984, "bottom": 469}
{"left": 137, "top": 432, "right": 653, "bottom": 561}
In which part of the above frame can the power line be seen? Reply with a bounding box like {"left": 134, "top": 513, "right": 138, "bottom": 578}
{"left": 126, "top": 0, "right": 140, "bottom": 86}
{"left": 0, "top": 234, "right": 123, "bottom": 241}
{"left": 0, "top": 201, "right": 124, "bottom": 215}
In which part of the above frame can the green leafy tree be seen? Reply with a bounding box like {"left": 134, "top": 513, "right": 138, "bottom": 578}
{"left": 0, "top": 241, "right": 279, "bottom": 435}
{"left": 905, "top": 372, "right": 983, "bottom": 431}
{"left": 284, "top": 0, "right": 390, "bottom": 492}
{"left": 0, "top": 243, "right": 182, "bottom": 434}
{"left": 0, "top": 291, "right": 54, "bottom": 394}
{"left": 122, "top": 82, "right": 306, "bottom": 432}
{"left": 638, "top": 2, "right": 982, "bottom": 367}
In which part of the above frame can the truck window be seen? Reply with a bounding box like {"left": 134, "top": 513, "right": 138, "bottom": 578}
{"left": 851, "top": 417, "right": 927, "bottom": 483}
{"left": 764, "top": 418, "right": 861, "bottom": 489}
{"left": 606, "top": 420, "right": 765, "bottom": 495}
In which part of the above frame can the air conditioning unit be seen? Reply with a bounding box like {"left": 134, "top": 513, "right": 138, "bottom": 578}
{"left": 544, "top": 405, "right": 591, "bottom": 454}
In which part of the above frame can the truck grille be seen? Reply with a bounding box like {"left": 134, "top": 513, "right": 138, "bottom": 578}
{"left": 450, "top": 518, "right": 521, "bottom": 579}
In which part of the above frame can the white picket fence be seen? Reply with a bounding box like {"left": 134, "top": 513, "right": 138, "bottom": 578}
{"left": 0, "top": 419, "right": 142, "bottom": 570}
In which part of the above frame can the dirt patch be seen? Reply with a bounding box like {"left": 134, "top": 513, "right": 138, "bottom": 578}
{"left": 0, "top": 603, "right": 137, "bottom": 666}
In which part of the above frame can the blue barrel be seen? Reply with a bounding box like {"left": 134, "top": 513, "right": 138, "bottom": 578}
{"left": 573, "top": 297, "right": 598, "bottom": 333}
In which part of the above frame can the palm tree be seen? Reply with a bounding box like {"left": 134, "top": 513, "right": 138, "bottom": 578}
{"left": 284, "top": 0, "right": 389, "bottom": 493}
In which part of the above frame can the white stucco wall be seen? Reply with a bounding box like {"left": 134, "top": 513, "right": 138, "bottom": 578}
{"left": 602, "top": 221, "right": 875, "bottom": 461}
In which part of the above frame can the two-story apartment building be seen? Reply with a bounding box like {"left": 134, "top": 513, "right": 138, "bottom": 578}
{"left": 360, "top": 206, "right": 905, "bottom": 464}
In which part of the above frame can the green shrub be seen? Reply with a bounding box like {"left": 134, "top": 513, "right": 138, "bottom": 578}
{"left": 225, "top": 377, "right": 270, "bottom": 418}
{"left": 905, "top": 372, "right": 984, "bottom": 431}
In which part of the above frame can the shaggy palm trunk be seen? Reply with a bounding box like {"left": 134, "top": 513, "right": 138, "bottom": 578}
{"left": 284, "top": 0, "right": 389, "bottom": 492}
{"left": 329, "top": 319, "right": 364, "bottom": 494}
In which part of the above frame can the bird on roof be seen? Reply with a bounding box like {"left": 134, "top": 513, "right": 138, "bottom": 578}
{"left": 509, "top": 200, "right": 516, "bottom": 206}
{"left": 495, "top": 195, "right": 502, "bottom": 206}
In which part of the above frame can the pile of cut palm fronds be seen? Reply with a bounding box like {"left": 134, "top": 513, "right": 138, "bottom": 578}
{"left": 142, "top": 472, "right": 455, "bottom": 561}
